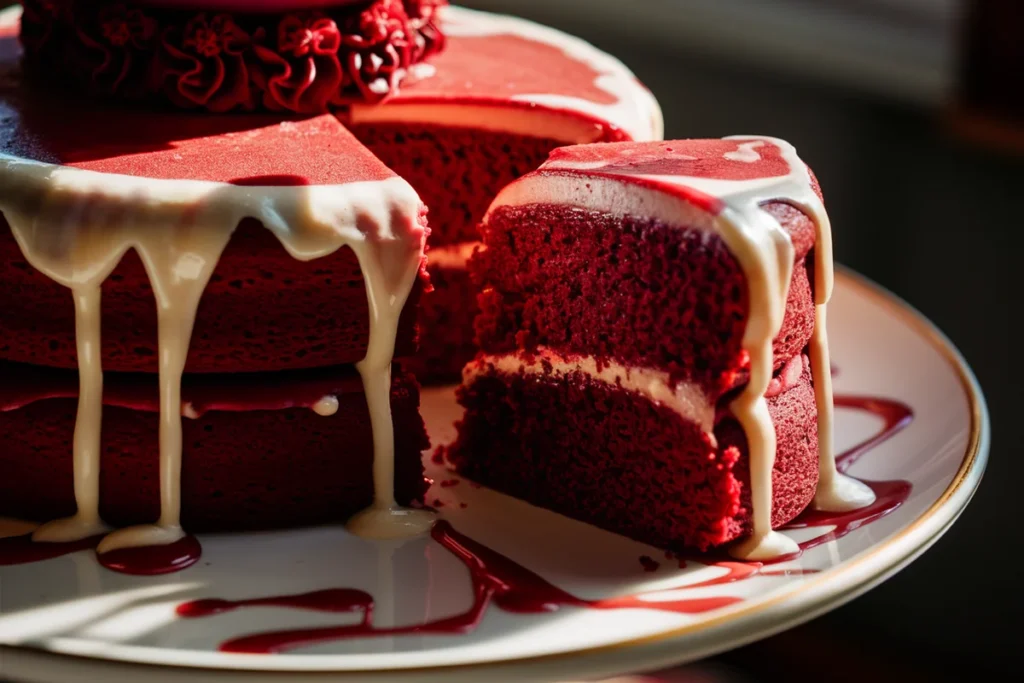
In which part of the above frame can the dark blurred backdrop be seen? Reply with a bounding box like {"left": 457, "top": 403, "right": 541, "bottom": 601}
{"left": 462, "top": 0, "right": 1020, "bottom": 679}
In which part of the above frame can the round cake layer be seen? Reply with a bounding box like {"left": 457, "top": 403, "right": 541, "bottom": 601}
{"left": 447, "top": 356, "right": 819, "bottom": 552}
{"left": 0, "top": 220, "right": 424, "bottom": 373}
{"left": 474, "top": 203, "right": 817, "bottom": 395}
{"left": 0, "top": 363, "right": 429, "bottom": 530}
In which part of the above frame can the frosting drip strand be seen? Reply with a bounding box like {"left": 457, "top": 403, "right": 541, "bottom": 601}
{"left": 20, "top": 0, "right": 448, "bottom": 113}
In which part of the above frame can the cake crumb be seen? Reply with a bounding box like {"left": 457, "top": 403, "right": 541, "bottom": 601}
{"left": 432, "top": 498, "right": 445, "bottom": 508}
{"left": 639, "top": 555, "right": 660, "bottom": 572}
{"left": 459, "top": 502, "right": 469, "bottom": 509}
{"left": 440, "top": 479, "right": 460, "bottom": 488}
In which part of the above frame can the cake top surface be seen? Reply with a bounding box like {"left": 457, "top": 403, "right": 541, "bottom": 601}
{"left": 529, "top": 139, "right": 822, "bottom": 213}
{"left": 365, "top": 7, "right": 663, "bottom": 143}
{"left": 544, "top": 140, "right": 793, "bottom": 182}
{"left": 0, "top": 35, "right": 392, "bottom": 186}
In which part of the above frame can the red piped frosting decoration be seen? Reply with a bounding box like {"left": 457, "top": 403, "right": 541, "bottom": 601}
{"left": 19, "top": 0, "right": 448, "bottom": 113}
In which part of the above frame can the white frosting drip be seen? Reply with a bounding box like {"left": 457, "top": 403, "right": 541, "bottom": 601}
{"left": 350, "top": 7, "right": 664, "bottom": 144}
{"left": 312, "top": 395, "right": 340, "bottom": 417}
{"left": 426, "top": 240, "right": 482, "bottom": 270}
{"left": 0, "top": 153, "right": 434, "bottom": 550}
{"left": 466, "top": 349, "right": 716, "bottom": 435}
{"left": 487, "top": 136, "right": 870, "bottom": 559}
{"left": 33, "top": 287, "right": 112, "bottom": 544}
{"left": 809, "top": 305, "right": 876, "bottom": 511}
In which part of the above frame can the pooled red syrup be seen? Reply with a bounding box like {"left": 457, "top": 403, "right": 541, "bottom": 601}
{"left": 98, "top": 535, "right": 203, "bottom": 576}
{"left": 173, "top": 392, "right": 915, "bottom": 653}
{"left": 0, "top": 534, "right": 102, "bottom": 566}
{"left": 0, "top": 531, "right": 201, "bottom": 575}
{"left": 784, "top": 395, "right": 914, "bottom": 554}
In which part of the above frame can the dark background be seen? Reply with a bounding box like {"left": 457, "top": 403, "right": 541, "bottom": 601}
{"left": 460, "top": 0, "right": 1020, "bottom": 679}
{"left": 1, "top": 0, "right": 1019, "bottom": 680}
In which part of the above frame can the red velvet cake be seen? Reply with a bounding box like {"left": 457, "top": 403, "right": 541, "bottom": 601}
{"left": 447, "top": 139, "right": 877, "bottom": 559}
{"left": 0, "top": 0, "right": 664, "bottom": 568}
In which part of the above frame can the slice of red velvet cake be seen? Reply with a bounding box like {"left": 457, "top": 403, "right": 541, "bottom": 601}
{"left": 448, "top": 138, "right": 877, "bottom": 560}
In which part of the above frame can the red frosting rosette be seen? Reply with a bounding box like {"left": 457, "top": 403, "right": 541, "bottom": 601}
{"left": 19, "top": 0, "right": 448, "bottom": 113}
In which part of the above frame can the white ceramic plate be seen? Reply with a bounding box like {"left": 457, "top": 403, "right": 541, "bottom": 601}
{"left": 0, "top": 271, "right": 989, "bottom": 683}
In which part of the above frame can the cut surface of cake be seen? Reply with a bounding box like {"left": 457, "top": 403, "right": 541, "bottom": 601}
{"left": 447, "top": 138, "right": 876, "bottom": 559}
{"left": 346, "top": 6, "right": 663, "bottom": 382}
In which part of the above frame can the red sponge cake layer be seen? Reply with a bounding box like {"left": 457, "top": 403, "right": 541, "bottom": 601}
{"left": 449, "top": 354, "right": 817, "bottom": 550}
{"left": 0, "top": 219, "right": 425, "bottom": 374}
{"left": 0, "top": 362, "right": 429, "bottom": 530}
{"left": 475, "top": 203, "right": 816, "bottom": 395}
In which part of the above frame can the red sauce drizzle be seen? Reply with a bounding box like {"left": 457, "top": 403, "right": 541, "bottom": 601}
{"left": 170, "top": 393, "right": 914, "bottom": 653}
{"left": 178, "top": 521, "right": 745, "bottom": 654}
{"left": 785, "top": 395, "right": 914, "bottom": 553}
{"left": 1, "top": 391, "right": 914, "bottom": 647}
{"left": 178, "top": 589, "right": 374, "bottom": 619}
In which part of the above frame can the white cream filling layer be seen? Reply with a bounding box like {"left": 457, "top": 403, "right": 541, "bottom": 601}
{"left": 464, "top": 349, "right": 716, "bottom": 435}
